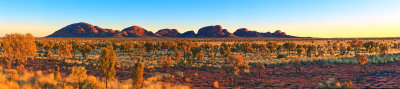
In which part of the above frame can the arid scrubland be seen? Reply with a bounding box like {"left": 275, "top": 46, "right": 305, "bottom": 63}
{"left": 1, "top": 33, "right": 400, "bottom": 88}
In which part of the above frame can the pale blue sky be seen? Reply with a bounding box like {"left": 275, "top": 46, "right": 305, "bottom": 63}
{"left": 1, "top": 0, "right": 400, "bottom": 37}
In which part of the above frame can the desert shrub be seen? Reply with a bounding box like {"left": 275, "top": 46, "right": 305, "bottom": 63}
{"left": 183, "top": 77, "right": 191, "bottom": 83}
{"left": 219, "top": 43, "right": 231, "bottom": 57}
{"left": 233, "top": 66, "right": 240, "bottom": 76}
{"left": 44, "top": 50, "right": 54, "bottom": 60}
{"left": 227, "top": 55, "right": 250, "bottom": 69}
{"left": 79, "top": 43, "right": 94, "bottom": 59}
{"left": 306, "top": 45, "right": 316, "bottom": 57}
{"left": 177, "top": 57, "right": 194, "bottom": 69}
{"left": 57, "top": 41, "right": 73, "bottom": 60}
{"left": 174, "top": 51, "right": 181, "bottom": 61}
{"left": 69, "top": 66, "right": 87, "bottom": 88}
{"left": 144, "top": 41, "right": 155, "bottom": 52}
{"left": 213, "top": 81, "right": 219, "bottom": 89}
{"left": 222, "top": 55, "right": 250, "bottom": 77}
{"left": 2, "top": 33, "right": 37, "bottom": 68}
{"left": 255, "top": 63, "right": 265, "bottom": 76}
{"left": 191, "top": 46, "right": 205, "bottom": 63}
{"left": 317, "top": 78, "right": 354, "bottom": 89}
{"left": 6, "top": 69, "right": 18, "bottom": 81}
{"left": 81, "top": 76, "right": 105, "bottom": 89}
{"left": 356, "top": 54, "right": 368, "bottom": 65}
{"left": 241, "top": 42, "right": 254, "bottom": 58}
{"left": 283, "top": 42, "right": 296, "bottom": 54}
{"left": 193, "top": 72, "right": 198, "bottom": 77}
{"left": 195, "top": 51, "right": 205, "bottom": 62}
{"left": 132, "top": 58, "right": 144, "bottom": 88}
{"left": 159, "top": 56, "right": 174, "bottom": 72}
{"left": 38, "top": 73, "right": 58, "bottom": 88}
{"left": 16, "top": 65, "right": 26, "bottom": 73}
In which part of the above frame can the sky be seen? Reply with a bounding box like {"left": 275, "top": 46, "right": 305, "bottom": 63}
{"left": 1, "top": 0, "right": 400, "bottom": 38}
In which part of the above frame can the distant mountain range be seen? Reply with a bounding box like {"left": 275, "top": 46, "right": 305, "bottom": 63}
{"left": 47, "top": 22, "right": 306, "bottom": 38}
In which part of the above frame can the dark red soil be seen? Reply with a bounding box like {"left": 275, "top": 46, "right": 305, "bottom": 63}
{"left": 20, "top": 59, "right": 400, "bottom": 88}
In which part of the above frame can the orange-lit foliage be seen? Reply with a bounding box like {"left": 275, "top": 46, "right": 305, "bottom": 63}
{"left": 2, "top": 33, "right": 37, "bottom": 68}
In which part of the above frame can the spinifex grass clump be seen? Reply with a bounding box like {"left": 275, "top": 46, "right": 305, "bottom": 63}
{"left": 318, "top": 78, "right": 354, "bottom": 89}
{"left": 69, "top": 66, "right": 87, "bottom": 88}
{"left": 224, "top": 55, "right": 250, "bottom": 76}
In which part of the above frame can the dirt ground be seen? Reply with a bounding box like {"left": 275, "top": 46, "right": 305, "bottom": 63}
{"left": 21, "top": 59, "right": 400, "bottom": 88}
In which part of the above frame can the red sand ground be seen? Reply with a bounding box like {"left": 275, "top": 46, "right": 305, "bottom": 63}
{"left": 21, "top": 59, "right": 400, "bottom": 88}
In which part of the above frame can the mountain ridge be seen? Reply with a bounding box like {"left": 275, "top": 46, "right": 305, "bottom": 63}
{"left": 46, "top": 22, "right": 306, "bottom": 38}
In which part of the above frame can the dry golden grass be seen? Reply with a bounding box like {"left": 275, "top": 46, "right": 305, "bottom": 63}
{"left": 0, "top": 66, "right": 188, "bottom": 89}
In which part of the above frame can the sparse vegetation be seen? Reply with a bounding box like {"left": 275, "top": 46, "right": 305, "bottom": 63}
{"left": 2, "top": 33, "right": 400, "bottom": 88}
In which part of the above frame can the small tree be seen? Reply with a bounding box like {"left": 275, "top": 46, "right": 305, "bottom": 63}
{"left": 241, "top": 42, "right": 254, "bottom": 58}
{"left": 306, "top": 45, "right": 316, "bottom": 57}
{"left": 70, "top": 40, "right": 82, "bottom": 59}
{"left": 219, "top": 43, "right": 231, "bottom": 58}
{"left": 57, "top": 41, "right": 73, "bottom": 61}
{"left": 2, "top": 33, "right": 37, "bottom": 68}
{"left": 99, "top": 45, "right": 117, "bottom": 88}
{"left": 79, "top": 43, "right": 94, "bottom": 59}
{"left": 296, "top": 45, "right": 304, "bottom": 57}
{"left": 379, "top": 43, "right": 389, "bottom": 61}
{"left": 267, "top": 42, "right": 278, "bottom": 55}
{"left": 132, "top": 58, "right": 144, "bottom": 88}
{"left": 144, "top": 41, "right": 155, "bottom": 52}
{"left": 283, "top": 42, "right": 296, "bottom": 55}
{"left": 191, "top": 46, "right": 203, "bottom": 62}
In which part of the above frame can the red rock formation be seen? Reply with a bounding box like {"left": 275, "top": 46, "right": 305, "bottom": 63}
{"left": 197, "top": 25, "right": 235, "bottom": 38}
{"left": 222, "top": 29, "right": 236, "bottom": 37}
{"left": 155, "top": 29, "right": 180, "bottom": 37}
{"left": 47, "top": 22, "right": 115, "bottom": 37}
{"left": 274, "top": 30, "right": 282, "bottom": 34}
{"left": 233, "top": 28, "right": 263, "bottom": 37}
{"left": 47, "top": 22, "right": 304, "bottom": 38}
{"left": 179, "top": 31, "right": 196, "bottom": 38}
{"left": 121, "top": 26, "right": 155, "bottom": 37}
